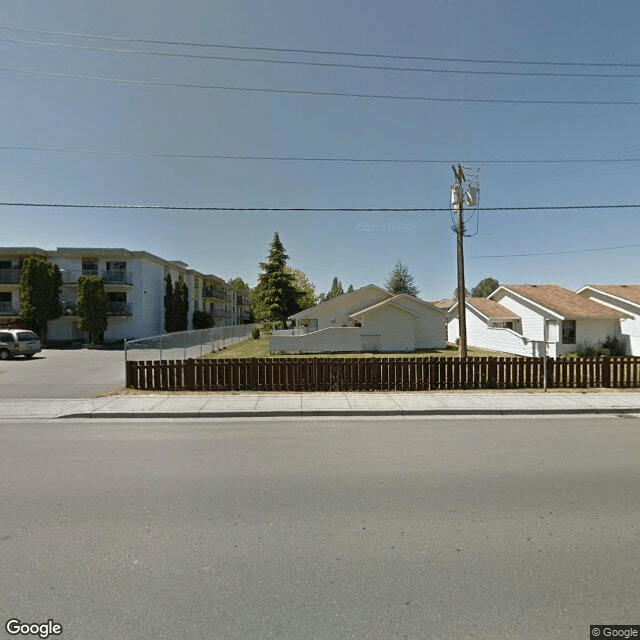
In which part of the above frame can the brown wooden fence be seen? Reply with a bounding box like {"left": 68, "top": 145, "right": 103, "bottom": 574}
{"left": 126, "top": 356, "right": 640, "bottom": 392}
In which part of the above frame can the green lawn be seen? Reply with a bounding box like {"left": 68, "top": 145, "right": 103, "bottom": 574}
{"left": 202, "top": 336, "right": 509, "bottom": 359}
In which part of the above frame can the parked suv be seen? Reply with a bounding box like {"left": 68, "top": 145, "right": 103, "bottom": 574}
{"left": 0, "top": 330, "right": 42, "bottom": 360}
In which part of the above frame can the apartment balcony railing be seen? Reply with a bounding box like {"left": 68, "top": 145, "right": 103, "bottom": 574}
{"left": 0, "top": 302, "right": 18, "bottom": 315}
{"left": 0, "top": 269, "right": 21, "bottom": 284}
{"left": 106, "top": 302, "right": 133, "bottom": 316}
{"left": 102, "top": 270, "right": 133, "bottom": 285}
{"left": 60, "top": 270, "right": 133, "bottom": 285}
{"left": 203, "top": 287, "right": 230, "bottom": 301}
{"left": 209, "top": 309, "right": 232, "bottom": 318}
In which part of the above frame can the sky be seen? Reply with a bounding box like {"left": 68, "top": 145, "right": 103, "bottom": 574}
{"left": 1, "top": 0, "right": 640, "bottom": 300}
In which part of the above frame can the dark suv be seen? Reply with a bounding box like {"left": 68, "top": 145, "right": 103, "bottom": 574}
{"left": 0, "top": 330, "right": 42, "bottom": 360}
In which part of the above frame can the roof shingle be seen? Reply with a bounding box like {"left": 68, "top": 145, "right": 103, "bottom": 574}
{"left": 502, "top": 285, "right": 626, "bottom": 318}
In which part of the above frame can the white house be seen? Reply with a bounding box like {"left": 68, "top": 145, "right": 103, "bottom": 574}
{"left": 448, "top": 284, "right": 628, "bottom": 357}
{"left": 0, "top": 247, "right": 247, "bottom": 342}
{"left": 270, "top": 285, "right": 447, "bottom": 353}
{"left": 577, "top": 285, "right": 640, "bottom": 355}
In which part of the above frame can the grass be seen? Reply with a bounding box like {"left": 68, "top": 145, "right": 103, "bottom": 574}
{"left": 201, "top": 336, "right": 510, "bottom": 360}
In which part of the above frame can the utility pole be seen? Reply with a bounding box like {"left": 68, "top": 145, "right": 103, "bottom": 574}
{"left": 452, "top": 164, "right": 468, "bottom": 359}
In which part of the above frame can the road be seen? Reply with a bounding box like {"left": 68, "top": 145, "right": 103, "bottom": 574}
{"left": 1, "top": 416, "right": 639, "bottom": 639}
{"left": 0, "top": 348, "right": 125, "bottom": 398}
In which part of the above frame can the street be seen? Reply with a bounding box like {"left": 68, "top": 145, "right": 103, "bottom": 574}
{"left": 1, "top": 416, "right": 639, "bottom": 639}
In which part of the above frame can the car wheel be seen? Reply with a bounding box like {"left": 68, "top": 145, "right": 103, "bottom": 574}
{"left": 24, "top": 353, "right": 34, "bottom": 359}
{"left": 0, "top": 349, "right": 11, "bottom": 360}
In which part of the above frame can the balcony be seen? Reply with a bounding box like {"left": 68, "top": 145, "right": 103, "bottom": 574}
{"left": 59, "top": 270, "right": 133, "bottom": 285}
{"left": 0, "top": 302, "right": 18, "bottom": 315}
{"left": 203, "top": 287, "right": 229, "bottom": 301}
{"left": 102, "top": 270, "right": 133, "bottom": 285}
{"left": 209, "top": 309, "right": 232, "bottom": 318}
{"left": 106, "top": 302, "right": 133, "bottom": 316}
{"left": 0, "top": 269, "right": 21, "bottom": 284}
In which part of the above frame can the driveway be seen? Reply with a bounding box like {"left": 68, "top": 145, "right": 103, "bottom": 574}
{"left": 0, "top": 348, "right": 125, "bottom": 398}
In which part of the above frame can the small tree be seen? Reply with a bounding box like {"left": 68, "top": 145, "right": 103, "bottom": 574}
{"left": 164, "top": 273, "right": 175, "bottom": 332}
{"left": 385, "top": 261, "right": 420, "bottom": 296}
{"left": 470, "top": 277, "right": 500, "bottom": 298}
{"left": 173, "top": 280, "right": 189, "bottom": 331}
{"left": 346, "top": 284, "right": 354, "bottom": 293}
{"left": 328, "top": 277, "right": 344, "bottom": 299}
{"left": 286, "top": 267, "right": 317, "bottom": 310}
{"left": 76, "top": 276, "right": 107, "bottom": 345}
{"left": 19, "top": 256, "right": 62, "bottom": 343}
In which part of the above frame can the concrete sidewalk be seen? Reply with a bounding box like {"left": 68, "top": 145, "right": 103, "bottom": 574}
{"left": 1, "top": 391, "right": 640, "bottom": 420}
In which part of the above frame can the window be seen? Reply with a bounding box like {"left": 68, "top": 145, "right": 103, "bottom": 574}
{"left": 107, "top": 292, "right": 126, "bottom": 304}
{"left": 106, "top": 261, "right": 126, "bottom": 271}
{"left": 0, "top": 292, "right": 11, "bottom": 303}
{"left": 562, "top": 320, "right": 576, "bottom": 344}
{"left": 82, "top": 258, "right": 98, "bottom": 275}
{"left": 0, "top": 261, "right": 11, "bottom": 270}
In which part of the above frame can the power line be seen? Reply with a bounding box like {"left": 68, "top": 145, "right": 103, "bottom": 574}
{"left": 2, "top": 144, "right": 640, "bottom": 164}
{"left": 3, "top": 35, "right": 640, "bottom": 79}
{"left": 468, "top": 241, "right": 640, "bottom": 258}
{"left": 2, "top": 24, "right": 639, "bottom": 68}
{"left": 0, "top": 202, "right": 638, "bottom": 212}
{"left": 4, "top": 65, "right": 640, "bottom": 105}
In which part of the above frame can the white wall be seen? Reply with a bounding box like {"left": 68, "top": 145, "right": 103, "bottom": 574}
{"left": 580, "top": 290, "right": 640, "bottom": 355}
{"left": 295, "top": 288, "right": 390, "bottom": 330}
{"left": 270, "top": 327, "right": 363, "bottom": 353}
{"left": 360, "top": 306, "right": 415, "bottom": 352}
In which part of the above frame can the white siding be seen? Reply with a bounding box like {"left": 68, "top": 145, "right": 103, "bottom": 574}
{"left": 579, "top": 290, "right": 640, "bottom": 355}
{"left": 450, "top": 306, "right": 534, "bottom": 356}
{"left": 295, "top": 288, "right": 390, "bottom": 330}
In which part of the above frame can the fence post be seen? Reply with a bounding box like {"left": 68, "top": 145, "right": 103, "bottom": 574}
{"left": 601, "top": 356, "right": 610, "bottom": 388}
{"left": 185, "top": 358, "right": 196, "bottom": 390}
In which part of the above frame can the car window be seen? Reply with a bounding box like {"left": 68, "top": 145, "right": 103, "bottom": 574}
{"left": 15, "top": 331, "right": 40, "bottom": 342}
{"left": 0, "top": 332, "right": 14, "bottom": 342}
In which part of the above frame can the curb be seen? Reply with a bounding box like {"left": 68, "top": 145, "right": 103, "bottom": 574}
{"left": 59, "top": 408, "right": 640, "bottom": 419}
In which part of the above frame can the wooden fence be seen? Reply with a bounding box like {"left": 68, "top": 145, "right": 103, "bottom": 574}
{"left": 126, "top": 356, "right": 640, "bottom": 392}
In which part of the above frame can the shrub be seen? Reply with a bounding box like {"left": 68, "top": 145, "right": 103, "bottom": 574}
{"left": 192, "top": 310, "right": 214, "bottom": 329}
{"left": 601, "top": 335, "right": 626, "bottom": 356}
{"left": 251, "top": 326, "right": 260, "bottom": 340}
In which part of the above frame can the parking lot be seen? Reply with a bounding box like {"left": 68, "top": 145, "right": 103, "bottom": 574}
{"left": 0, "top": 348, "right": 126, "bottom": 398}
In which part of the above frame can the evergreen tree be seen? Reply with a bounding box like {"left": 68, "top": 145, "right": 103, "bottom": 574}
{"left": 328, "top": 277, "right": 344, "bottom": 299}
{"left": 385, "top": 261, "right": 420, "bottom": 296}
{"left": 173, "top": 280, "right": 189, "bottom": 331}
{"left": 252, "top": 232, "right": 300, "bottom": 328}
{"left": 227, "top": 277, "right": 250, "bottom": 290}
{"left": 76, "top": 276, "right": 107, "bottom": 345}
{"left": 347, "top": 284, "right": 354, "bottom": 293}
{"left": 164, "top": 273, "right": 175, "bottom": 332}
{"left": 470, "top": 277, "right": 500, "bottom": 298}
{"left": 18, "top": 256, "right": 62, "bottom": 343}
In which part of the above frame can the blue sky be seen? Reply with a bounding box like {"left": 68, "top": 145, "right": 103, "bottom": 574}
{"left": 1, "top": 0, "right": 639, "bottom": 299}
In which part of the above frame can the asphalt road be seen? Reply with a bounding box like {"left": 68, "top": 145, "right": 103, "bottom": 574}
{"left": 1, "top": 416, "right": 639, "bottom": 639}
{"left": 0, "top": 348, "right": 125, "bottom": 398}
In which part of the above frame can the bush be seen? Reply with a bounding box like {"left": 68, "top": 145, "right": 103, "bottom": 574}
{"left": 601, "top": 335, "right": 626, "bottom": 356}
{"left": 251, "top": 326, "right": 260, "bottom": 340}
{"left": 192, "top": 310, "right": 214, "bottom": 329}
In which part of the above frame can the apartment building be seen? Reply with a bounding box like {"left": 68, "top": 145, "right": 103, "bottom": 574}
{"left": 0, "top": 247, "right": 251, "bottom": 341}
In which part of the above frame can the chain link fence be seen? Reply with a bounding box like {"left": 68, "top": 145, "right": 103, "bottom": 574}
{"left": 124, "top": 324, "right": 258, "bottom": 362}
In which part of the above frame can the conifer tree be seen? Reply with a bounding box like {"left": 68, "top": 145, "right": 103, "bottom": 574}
{"left": 385, "top": 261, "right": 420, "bottom": 296}
{"left": 76, "top": 276, "right": 107, "bottom": 345}
{"left": 19, "top": 256, "right": 62, "bottom": 343}
{"left": 252, "top": 232, "right": 300, "bottom": 328}
{"left": 328, "top": 277, "right": 344, "bottom": 299}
